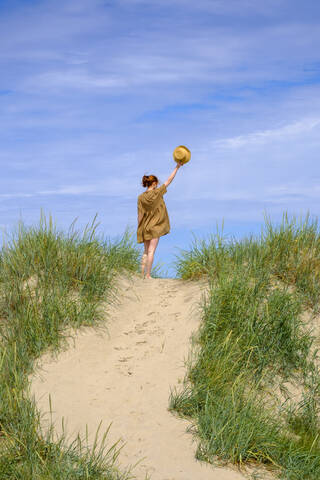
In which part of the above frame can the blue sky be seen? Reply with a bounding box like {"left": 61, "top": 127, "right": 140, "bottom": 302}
{"left": 1, "top": 0, "right": 320, "bottom": 274}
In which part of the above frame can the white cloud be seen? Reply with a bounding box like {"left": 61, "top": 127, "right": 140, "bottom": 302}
{"left": 214, "top": 118, "right": 320, "bottom": 149}
{"left": 0, "top": 193, "right": 34, "bottom": 199}
{"left": 27, "top": 71, "right": 127, "bottom": 91}
{"left": 0, "top": 188, "right": 91, "bottom": 199}
{"left": 38, "top": 185, "right": 96, "bottom": 195}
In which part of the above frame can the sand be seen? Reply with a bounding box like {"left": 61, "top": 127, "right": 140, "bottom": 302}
{"left": 30, "top": 274, "right": 247, "bottom": 480}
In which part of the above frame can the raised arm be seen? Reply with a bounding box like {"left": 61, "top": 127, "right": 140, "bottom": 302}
{"left": 164, "top": 162, "right": 183, "bottom": 188}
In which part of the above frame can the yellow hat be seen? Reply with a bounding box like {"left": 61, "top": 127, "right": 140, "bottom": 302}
{"left": 173, "top": 145, "right": 191, "bottom": 165}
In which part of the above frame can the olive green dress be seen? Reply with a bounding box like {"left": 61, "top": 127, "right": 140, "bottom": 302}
{"left": 137, "top": 184, "right": 170, "bottom": 244}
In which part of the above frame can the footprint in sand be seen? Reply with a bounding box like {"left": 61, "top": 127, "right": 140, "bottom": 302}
{"left": 118, "top": 356, "right": 133, "bottom": 363}
{"left": 135, "top": 328, "right": 146, "bottom": 335}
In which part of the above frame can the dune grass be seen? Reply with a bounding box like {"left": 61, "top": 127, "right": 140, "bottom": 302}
{"left": 171, "top": 213, "right": 320, "bottom": 479}
{"left": 0, "top": 213, "right": 140, "bottom": 479}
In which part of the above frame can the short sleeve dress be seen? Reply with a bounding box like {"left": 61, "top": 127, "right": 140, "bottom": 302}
{"left": 137, "top": 184, "right": 170, "bottom": 243}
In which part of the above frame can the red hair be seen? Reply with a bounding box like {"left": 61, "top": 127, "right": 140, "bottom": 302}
{"left": 142, "top": 175, "right": 159, "bottom": 188}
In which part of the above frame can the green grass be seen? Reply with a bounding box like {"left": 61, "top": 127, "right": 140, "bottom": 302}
{"left": 171, "top": 213, "right": 320, "bottom": 479}
{"left": 0, "top": 212, "right": 140, "bottom": 479}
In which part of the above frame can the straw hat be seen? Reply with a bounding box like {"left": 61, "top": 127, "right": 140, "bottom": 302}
{"left": 173, "top": 145, "right": 191, "bottom": 165}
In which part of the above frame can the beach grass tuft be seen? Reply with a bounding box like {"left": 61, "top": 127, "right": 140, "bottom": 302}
{"left": 0, "top": 212, "right": 140, "bottom": 479}
{"left": 171, "top": 213, "right": 320, "bottom": 479}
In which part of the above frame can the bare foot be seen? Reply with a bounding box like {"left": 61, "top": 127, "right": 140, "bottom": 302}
{"left": 145, "top": 275, "right": 153, "bottom": 280}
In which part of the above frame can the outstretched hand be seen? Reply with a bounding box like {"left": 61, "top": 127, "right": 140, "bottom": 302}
{"left": 165, "top": 162, "right": 184, "bottom": 187}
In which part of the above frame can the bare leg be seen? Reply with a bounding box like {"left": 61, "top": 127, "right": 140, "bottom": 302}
{"left": 141, "top": 240, "right": 150, "bottom": 277}
{"left": 145, "top": 237, "right": 159, "bottom": 279}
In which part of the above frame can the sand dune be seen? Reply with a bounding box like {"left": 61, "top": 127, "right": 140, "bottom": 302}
{"left": 30, "top": 274, "right": 246, "bottom": 480}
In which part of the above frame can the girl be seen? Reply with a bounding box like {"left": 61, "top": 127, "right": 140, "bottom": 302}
{"left": 137, "top": 162, "right": 183, "bottom": 279}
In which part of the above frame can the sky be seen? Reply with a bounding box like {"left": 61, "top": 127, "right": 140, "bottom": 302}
{"left": 1, "top": 0, "right": 320, "bottom": 275}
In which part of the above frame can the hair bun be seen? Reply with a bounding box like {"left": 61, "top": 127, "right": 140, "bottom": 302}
{"left": 142, "top": 174, "right": 159, "bottom": 188}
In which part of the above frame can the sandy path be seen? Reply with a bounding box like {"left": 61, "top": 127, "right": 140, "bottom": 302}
{"left": 30, "top": 275, "right": 245, "bottom": 480}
